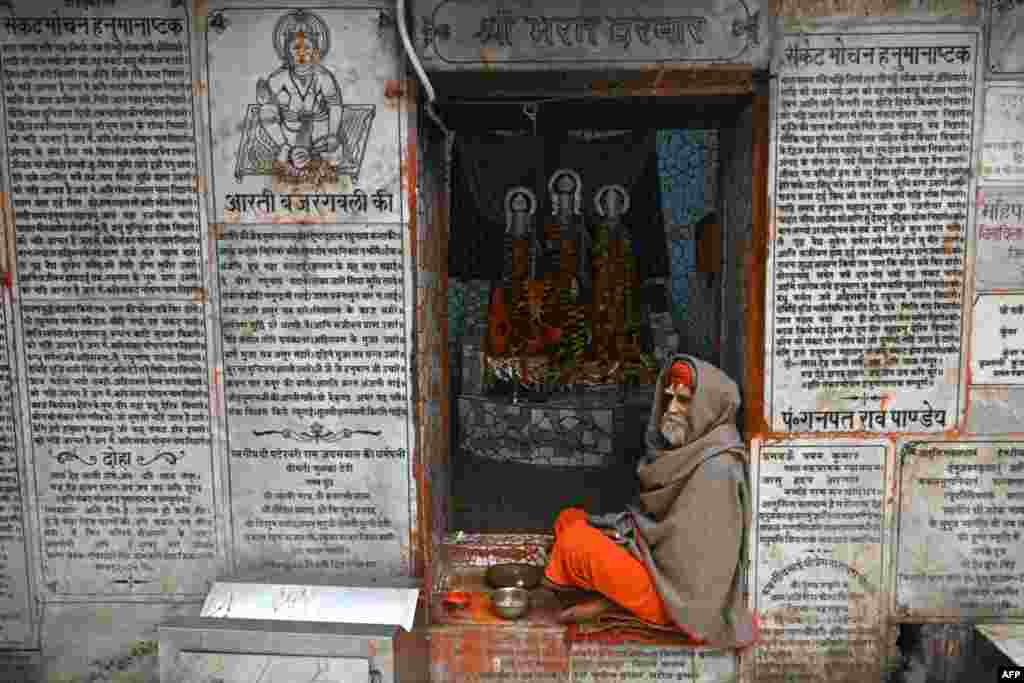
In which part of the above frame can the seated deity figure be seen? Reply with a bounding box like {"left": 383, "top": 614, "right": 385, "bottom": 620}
{"left": 256, "top": 10, "right": 351, "bottom": 172}
{"left": 542, "top": 356, "right": 759, "bottom": 649}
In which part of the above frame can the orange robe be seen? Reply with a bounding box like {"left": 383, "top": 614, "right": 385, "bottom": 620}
{"left": 544, "top": 508, "right": 675, "bottom": 629}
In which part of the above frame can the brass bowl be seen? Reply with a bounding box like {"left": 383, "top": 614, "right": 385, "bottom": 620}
{"left": 490, "top": 587, "right": 530, "bottom": 620}
{"left": 485, "top": 563, "right": 542, "bottom": 590}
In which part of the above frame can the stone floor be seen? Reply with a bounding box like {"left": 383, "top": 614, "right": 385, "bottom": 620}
{"left": 450, "top": 450, "right": 640, "bottom": 533}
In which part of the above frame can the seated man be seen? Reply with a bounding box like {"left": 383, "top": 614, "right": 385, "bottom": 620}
{"left": 541, "top": 355, "right": 758, "bottom": 649}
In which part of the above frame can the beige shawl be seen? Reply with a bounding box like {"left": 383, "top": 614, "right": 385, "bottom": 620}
{"left": 590, "top": 354, "right": 755, "bottom": 647}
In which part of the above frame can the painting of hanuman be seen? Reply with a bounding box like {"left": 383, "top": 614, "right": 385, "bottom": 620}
{"left": 256, "top": 10, "right": 352, "bottom": 172}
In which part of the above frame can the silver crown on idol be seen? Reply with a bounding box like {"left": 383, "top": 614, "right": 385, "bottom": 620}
{"left": 504, "top": 186, "right": 537, "bottom": 238}
{"left": 548, "top": 169, "right": 582, "bottom": 216}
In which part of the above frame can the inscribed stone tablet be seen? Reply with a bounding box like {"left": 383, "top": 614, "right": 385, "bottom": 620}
{"left": 751, "top": 441, "right": 889, "bottom": 683}
{"left": 980, "top": 85, "right": 1024, "bottom": 183}
{"left": 219, "top": 224, "right": 414, "bottom": 577}
{"left": 0, "top": 0, "right": 221, "bottom": 599}
{"left": 974, "top": 192, "right": 1024, "bottom": 290}
{"left": 970, "top": 294, "right": 1024, "bottom": 385}
{"left": 428, "top": 628, "right": 570, "bottom": 683}
{"left": 205, "top": 6, "right": 406, "bottom": 224}
{"left": 410, "top": 0, "right": 769, "bottom": 70}
{"left": 570, "top": 644, "right": 736, "bottom": 681}
{"left": 895, "top": 440, "right": 1024, "bottom": 620}
{"left": 170, "top": 652, "right": 368, "bottom": 683}
{"left": 765, "top": 32, "right": 978, "bottom": 433}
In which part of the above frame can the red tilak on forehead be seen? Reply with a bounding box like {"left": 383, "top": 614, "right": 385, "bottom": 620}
{"left": 669, "top": 361, "right": 694, "bottom": 388}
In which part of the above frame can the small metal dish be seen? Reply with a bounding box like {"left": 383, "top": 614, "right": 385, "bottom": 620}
{"left": 485, "top": 563, "right": 542, "bottom": 590}
{"left": 490, "top": 587, "right": 530, "bottom": 620}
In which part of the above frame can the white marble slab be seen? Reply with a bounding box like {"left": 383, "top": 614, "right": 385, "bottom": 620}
{"left": 201, "top": 580, "right": 418, "bottom": 631}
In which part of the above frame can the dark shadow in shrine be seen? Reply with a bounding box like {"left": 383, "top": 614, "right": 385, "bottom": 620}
{"left": 440, "top": 93, "right": 757, "bottom": 534}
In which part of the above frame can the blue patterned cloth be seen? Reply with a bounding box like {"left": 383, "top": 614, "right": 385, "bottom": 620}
{"left": 657, "top": 130, "right": 707, "bottom": 328}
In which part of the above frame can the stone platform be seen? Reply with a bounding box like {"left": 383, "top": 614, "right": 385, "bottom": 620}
{"left": 429, "top": 534, "right": 738, "bottom": 683}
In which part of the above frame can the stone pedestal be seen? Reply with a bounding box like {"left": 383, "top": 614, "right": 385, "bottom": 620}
{"left": 159, "top": 618, "right": 398, "bottom": 683}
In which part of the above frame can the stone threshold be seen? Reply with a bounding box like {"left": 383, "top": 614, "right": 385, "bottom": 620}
{"left": 431, "top": 533, "right": 718, "bottom": 648}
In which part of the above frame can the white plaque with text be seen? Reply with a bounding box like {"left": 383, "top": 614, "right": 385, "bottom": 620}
{"left": 980, "top": 85, "right": 1024, "bottom": 184}
{"left": 975, "top": 191, "right": 1024, "bottom": 290}
{"left": 895, "top": 440, "right": 1024, "bottom": 620}
{"left": 970, "top": 294, "right": 1024, "bottom": 385}
{"left": 0, "top": 0, "right": 221, "bottom": 599}
{"left": 764, "top": 32, "right": 979, "bottom": 433}
{"left": 205, "top": 6, "right": 407, "bottom": 225}
{"left": 751, "top": 439, "right": 891, "bottom": 683}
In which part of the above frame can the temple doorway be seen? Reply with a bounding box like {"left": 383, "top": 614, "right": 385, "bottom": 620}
{"left": 439, "top": 91, "right": 764, "bottom": 533}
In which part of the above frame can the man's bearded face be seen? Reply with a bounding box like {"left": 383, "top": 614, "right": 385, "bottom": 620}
{"left": 661, "top": 382, "right": 693, "bottom": 446}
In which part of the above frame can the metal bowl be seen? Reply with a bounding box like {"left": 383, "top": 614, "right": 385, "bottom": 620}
{"left": 490, "top": 587, "right": 530, "bottom": 620}
{"left": 485, "top": 563, "right": 542, "bottom": 590}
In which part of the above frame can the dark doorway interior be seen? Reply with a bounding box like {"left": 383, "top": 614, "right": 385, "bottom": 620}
{"left": 442, "top": 95, "right": 754, "bottom": 533}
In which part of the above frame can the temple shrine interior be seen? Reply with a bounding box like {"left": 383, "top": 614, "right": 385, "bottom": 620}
{"left": 438, "top": 94, "right": 757, "bottom": 533}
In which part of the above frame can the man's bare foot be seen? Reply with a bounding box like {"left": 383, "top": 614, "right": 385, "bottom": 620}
{"left": 558, "top": 596, "right": 615, "bottom": 624}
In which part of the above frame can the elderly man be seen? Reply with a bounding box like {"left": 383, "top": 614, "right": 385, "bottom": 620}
{"left": 541, "top": 355, "right": 757, "bottom": 648}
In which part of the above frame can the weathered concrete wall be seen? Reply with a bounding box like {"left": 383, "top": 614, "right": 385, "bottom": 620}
{"left": 0, "top": 0, "right": 425, "bottom": 679}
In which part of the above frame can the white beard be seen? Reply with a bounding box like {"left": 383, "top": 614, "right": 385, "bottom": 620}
{"left": 660, "top": 414, "right": 689, "bottom": 447}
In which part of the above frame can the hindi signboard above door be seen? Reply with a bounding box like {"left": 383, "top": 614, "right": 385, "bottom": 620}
{"left": 411, "top": 0, "right": 770, "bottom": 70}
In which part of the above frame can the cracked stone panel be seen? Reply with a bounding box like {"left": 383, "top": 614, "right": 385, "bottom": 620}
{"left": 167, "top": 652, "right": 369, "bottom": 683}
{"left": 43, "top": 603, "right": 199, "bottom": 682}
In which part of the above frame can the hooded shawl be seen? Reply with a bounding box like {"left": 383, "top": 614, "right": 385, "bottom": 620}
{"left": 588, "top": 354, "right": 755, "bottom": 648}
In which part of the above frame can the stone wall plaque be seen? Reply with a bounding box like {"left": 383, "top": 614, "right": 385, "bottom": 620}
{"left": 970, "top": 294, "right": 1024, "bottom": 385}
{"left": 411, "top": 0, "right": 769, "bottom": 70}
{"left": 751, "top": 439, "right": 891, "bottom": 683}
{"left": 569, "top": 644, "right": 735, "bottom": 682}
{"left": 219, "top": 223, "right": 415, "bottom": 577}
{"left": 894, "top": 440, "right": 1024, "bottom": 620}
{"left": 428, "top": 627, "right": 570, "bottom": 683}
{"left": 0, "top": 0, "right": 221, "bottom": 599}
{"left": 974, "top": 191, "right": 1024, "bottom": 290}
{"left": 205, "top": 6, "right": 407, "bottom": 225}
{"left": 764, "top": 31, "right": 979, "bottom": 433}
{"left": 980, "top": 85, "right": 1024, "bottom": 183}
